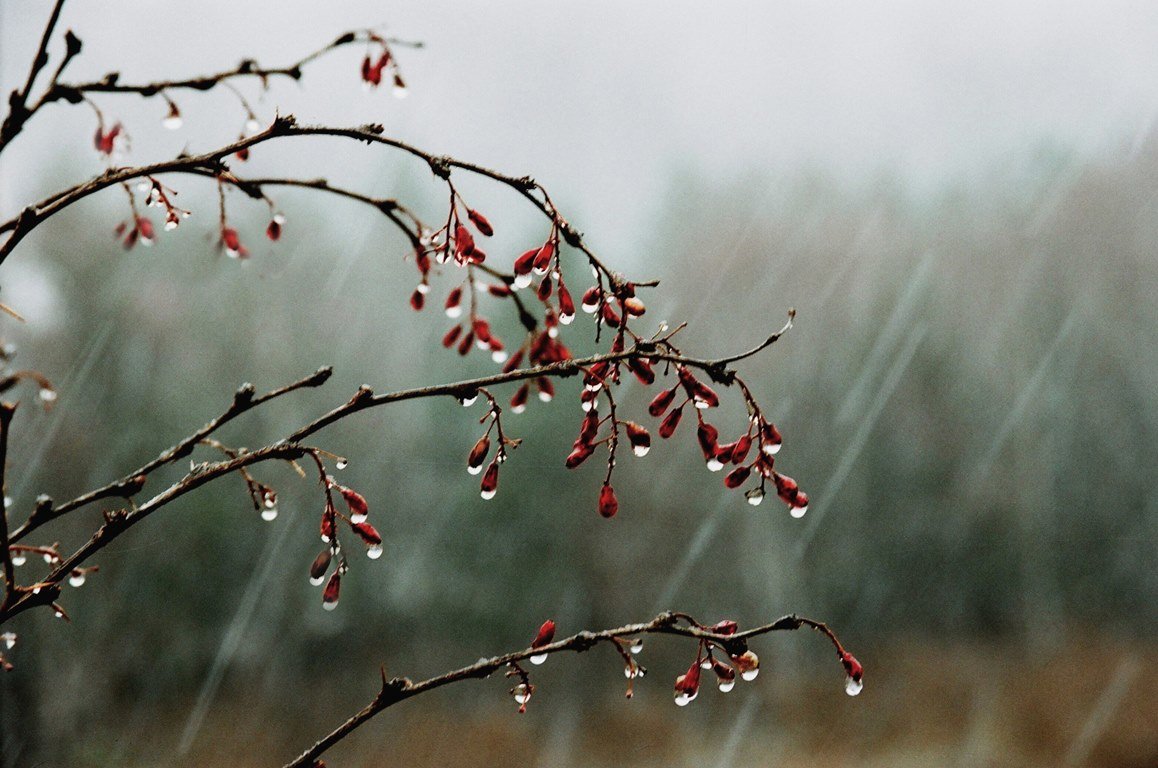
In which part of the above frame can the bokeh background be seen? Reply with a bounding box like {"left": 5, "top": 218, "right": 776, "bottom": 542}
{"left": 1, "top": 1, "right": 1156, "bottom": 766}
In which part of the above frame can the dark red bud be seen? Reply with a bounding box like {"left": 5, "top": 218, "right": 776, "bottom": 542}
{"left": 565, "top": 440, "right": 595, "bottom": 468}
{"left": 468, "top": 435, "right": 491, "bottom": 469}
{"left": 352, "top": 521, "right": 382, "bottom": 545}
{"left": 531, "top": 619, "right": 556, "bottom": 649}
{"left": 627, "top": 357, "right": 655, "bottom": 385}
{"left": 648, "top": 386, "right": 678, "bottom": 417}
{"left": 724, "top": 465, "right": 751, "bottom": 488}
{"left": 310, "top": 548, "right": 332, "bottom": 581}
{"left": 409, "top": 288, "right": 425, "bottom": 310}
{"left": 598, "top": 484, "right": 619, "bottom": 518}
{"left": 622, "top": 296, "right": 646, "bottom": 316}
{"left": 442, "top": 325, "right": 462, "bottom": 348}
{"left": 339, "top": 487, "right": 370, "bottom": 520}
{"left": 467, "top": 208, "right": 494, "bottom": 236}
{"left": 732, "top": 434, "right": 753, "bottom": 464}
{"left": 322, "top": 572, "right": 341, "bottom": 608}
{"left": 697, "top": 422, "right": 720, "bottom": 458}
{"left": 480, "top": 460, "right": 500, "bottom": 498}
{"left": 514, "top": 247, "right": 538, "bottom": 275}
{"left": 659, "top": 406, "right": 684, "bottom": 439}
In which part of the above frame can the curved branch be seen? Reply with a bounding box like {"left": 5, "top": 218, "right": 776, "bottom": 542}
{"left": 282, "top": 611, "right": 835, "bottom": 768}
{"left": 0, "top": 117, "right": 618, "bottom": 287}
{"left": 0, "top": 0, "right": 68, "bottom": 151}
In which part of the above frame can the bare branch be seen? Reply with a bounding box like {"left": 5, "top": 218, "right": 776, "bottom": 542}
{"left": 0, "top": 0, "right": 68, "bottom": 151}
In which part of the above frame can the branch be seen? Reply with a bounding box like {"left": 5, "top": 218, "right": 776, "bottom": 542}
{"left": 0, "top": 402, "right": 16, "bottom": 606}
{"left": 281, "top": 611, "right": 853, "bottom": 768}
{"left": 8, "top": 366, "right": 332, "bottom": 544}
{"left": 0, "top": 117, "right": 614, "bottom": 286}
{"left": 0, "top": 0, "right": 68, "bottom": 151}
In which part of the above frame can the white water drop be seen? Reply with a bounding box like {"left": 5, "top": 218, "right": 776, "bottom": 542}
{"left": 762, "top": 442, "right": 781, "bottom": 456}
{"left": 245, "top": 117, "right": 261, "bottom": 133}
{"left": 510, "top": 404, "right": 526, "bottom": 415}
{"left": 674, "top": 692, "right": 695, "bottom": 707}
{"left": 492, "top": 350, "right": 509, "bottom": 364}
{"left": 460, "top": 394, "right": 478, "bottom": 407}
{"left": 164, "top": 219, "right": 179, "bottom": 231}
{"left": 581, "top": 301, "right": 598, "bottom": 314}
{"left": 162, "top": 114, "right": 183, "bottom": 130}
{"left": 309, "top": 575, "right": 325, "bottom": 586}
{"left": 845, "top": 676, "right": 863, "bottom": 696}
{"left": 706, "top": 458, "right": 724, "bottom": 472}
{"left": 43, "top": 552, "right": 56, "bottom": 564}
{"left": 367, "top": 544, "right": 383, "bottom": 560}
{"left": 261, "top": 507, "right": 278, "bottom": 522}
{"left": 694, "top": 399, "right": 711, "bottom": 410}
{"left": 537, "top": 391, "right": 553, "bottom": 403}
{"left": 790, "top": 504, "right": 808, "bottom": 519}
{"left": 1, "top": 632, "right": 15, "bottom": 650}
{"left": 54, "top": 610, "right": 64, "bottom": 619}
{"left": 11, "top": 553, "right": 26, "bottom": 567}
{"left": 632, "top": 445, "right": 650, "bottom": 457}
{"left": 741, "top": 668, "right": 759, "bottom": 682}
{"left": 445, "top": 305, "right": 463, "bottom": 319}
{"left": 393, "top": 83, "right": 409, "bottom": 99}
{"left": 2, "top": 497, "right": 10, "bottom": 509}
{"left": 322, "top": 600, "right": 339, "bottom": 611}
{"left": 69, "top": 572, "right": 85, "bottom": 588}
{"left": 513, "top": 688, "right": 531, "bottom": 705}
{"left": 480, "top": 488, "right": 497, "bottom": 501}
{"left": 513, "top": 273, "right": 533, "bottom": 290}
{"left": 630, "top": 638, "right": 644, "bottom": 654}
{"left": 467, "top": 464, "right": 483, "bottom": 476}
{"left": 530, "top": 653, "right": 548, "bottom": 665}
{"left": 38, "top": 388, "right": 57, "bottom": 404}
{"left": 718, "top": 680, "right": 735, "bottom": 693}
{"left": 350, "top": 511, "right": 367, "bottom": 524}
{"left": 700, "top": 659, "right": 713, "bottom": 670}
{"left": 547, "top": 326, "right": 559, "bottom": 339}
{"left": 559, "top": 312, "right": 575, "bottom": 326}
{"left": 745, "top": 489, "right": 764, "bottom": 506}
{"left": 335, "top": 458, "right": 349, "bottom": 470}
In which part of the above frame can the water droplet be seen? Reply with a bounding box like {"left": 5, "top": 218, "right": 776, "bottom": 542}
{"left": 492, "top": 350, "right": 509, "bottom": 364}
{"left": 694, "top": 399, "right": 710, "bottom": 410}
{"left": 467, "top": 464, "right": 483, "bottom": 476}
{"left": 321, "top": 533, "right": 332, "bottom": 543}
{"left": 537, "top": 390, "right": 553, "bottom": 403}
{"left": 322, "top": 599, "right": 339, "bottom": 611}
{"left": 512, "top": 685, "right": 531, "bottom": 705}
{"left": 1, "top": 632, "right": 15, "bottom": 650}
{"left": 559, "top": 312, "right": 575, "bottom": 325}
{"left": 762, "top": 442, "right": 781, "bottom": 456}
{"left": 547, "top": 326, "right": 559, "bottom": 339}
{"left": 31, "top": 586, "right": 40, "bottom": 595}
{"left": 69, "top": 572, "right": 85, "bottom": 588}
{"left": 367, "top": 544, "right": 383, "bottom": 559}
{"left": 632, "top": 445, "right": 650, "bottom": 457}
{"left": 700, "top": 659, "right": 713, "bottom": 670}
{"left": 393, "top": 83, "right": 409, "bottom": 99}
{"left": 718, "top": 680, "right": 735, "bottom": 693}
{"left": 630, "top": 638, "right": 644, "bottom": 654}
{"left": 263, "top": 494, "right": 277, "bottom": 509}
{"left": 480, "top": 488, "right": 497, "bottom": 501}
{"left": 581, "top": 398, "right": 597, "bottom": 413}
{"left": 790, "top": 504, "right": 808, "bottom": 519}
{"left": 273, "top": 213, "right": 286, "bottom": 225}
{"left": 581, "top": 301, "right": 598, "bottom": 314}
{"left": 674, "top": 692, "right": 695, "bottom": 707}
{"left": 261, "top": 507, "right": 278, "bottom": 522}
{"left": 11, "top": 553, "right": 26, "bottom": 567}
{"left": 529, "top": 653, "right": 548, "bottom": 665}
{"left": 706, "top": 458, "right": 724, "bottom": 472}
{"left": 164, "top": 219, "right": 179, "bottom": 231}
{"left": 43, "top": 552, "right": 56, "bottom": 564}
{"left": 741, "top": 668, "right": 759, "bottom": 682}
{"left": 38, "top": 388, "right": 57, "bottom": 403}
{"left": 510, "top": 404, "right": 526, "bottom": 415}
{"left": 514, "top": 273, "right": 533, "bottom": 290}
{"left": 245, "top": 117, "right": 261, "bottom": 133}
{"left": 845, "top": 676, "right": 863, "bottom": 696}
{"left": 745, "top": 489, "right": 764, "bottom": 506}
{"left": 2, "top": 497, "right": 10, "bottom": 509}
{"left": 460, "top": 394, "right": 479, "bottom": 407}
{"left": 309, "top": 575, "right": 325, "bottom": 586}
{"left": 446, "top": 305, "right": 463, "bottom": 319}
{"left": 350, "top": 511, "right": 367, "bottom": 524}
{"left": 335, "top": 458, "right": 349, "bottom": 470}
{"left": 162, "top": 114, "right": 183, "bottom": 130}
{"left": 54, "top": 610, "right": 64, "bottom": 619}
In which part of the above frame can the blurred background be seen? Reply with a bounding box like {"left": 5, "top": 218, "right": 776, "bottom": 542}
{"left": 1, "top": 1, "right": 1156, "bottom": 766}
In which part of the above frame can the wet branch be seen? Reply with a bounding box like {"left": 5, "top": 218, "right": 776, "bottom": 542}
{"left": 281, "top": 610, "right": 832, "bottom": 768}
